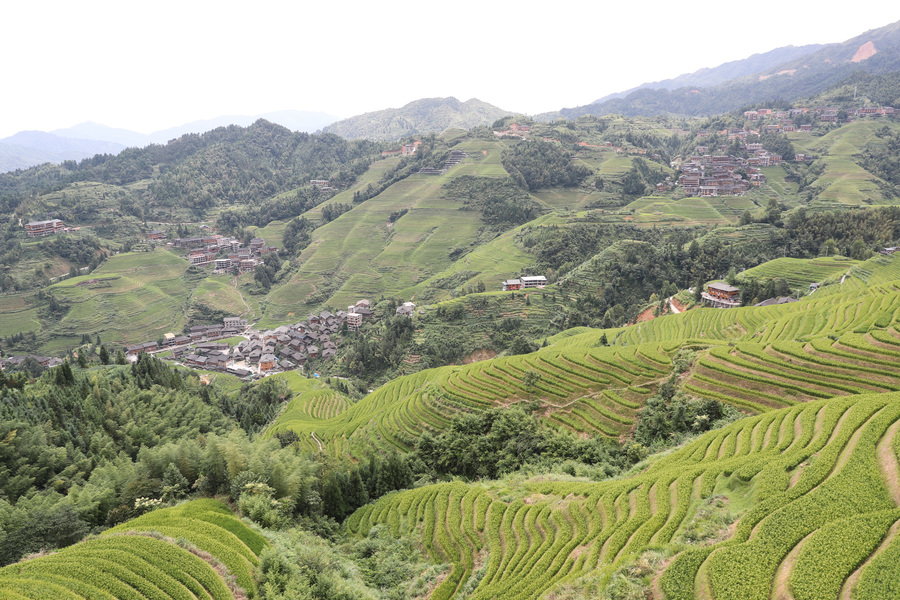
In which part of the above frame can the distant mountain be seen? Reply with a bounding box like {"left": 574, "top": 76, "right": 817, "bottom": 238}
{"left": 544, "top": 19, "right": 900, "bottom": 121}
{"left": 145, "top": 110, "right": 338, "bottom": 144}
{"left": 591, "top": 44, "right": 828, "bottom": 105}
{"left": 0, "top": 110, "right": 340, "bottom": 173}
{"left": 52, "top": 110, "right": 339, "bottom": 148}
{"left": 50, "top": 122, "right": 150, "bottom": 148}
{"left": 0, "top": 131, "right": 125, "bottom": 173}
{"left": 322, "top": 97, "right": 514, "bottom": 141}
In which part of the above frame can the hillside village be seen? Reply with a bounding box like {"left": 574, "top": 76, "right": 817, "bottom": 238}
{"left": 7, "top": 17, "right": 900, "bottom": 599}
{"left": 118, "top": 298, "right": 424, "bottom": 379}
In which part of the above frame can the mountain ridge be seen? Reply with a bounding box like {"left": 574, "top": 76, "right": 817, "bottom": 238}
{"left": 321, "top": 96, "right": 515, "bottom": 141}
{"left": 545, "top": 18, "right": 900, "bottom": 121}
{"left": 0, "top": 110, "right": 339, "bottom": 173}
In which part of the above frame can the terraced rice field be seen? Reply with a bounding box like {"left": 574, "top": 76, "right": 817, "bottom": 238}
{"left": 738, "top": 255, "right": 859, "bottom": 287}
{"left": 268, "top": 343, "right": 671, "bottom": 456}
{"left": 265, "top": 139, "right": 511, "bottom": 319}
{"left": 272, "top": 254, "right": 900, "bottom": 458}
{"left": 348, "top": 391, "right": 900, "bottom": 600}
{"left": 49, "top": 249, "right": 191, "bottom": 345}
{"left": 0, "top": 499, "right": 265, "bottom": 599}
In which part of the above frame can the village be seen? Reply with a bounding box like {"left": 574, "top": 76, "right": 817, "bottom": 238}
{"left": 669, "top": 104, "right": 896, "bottom": 197}
{"left": 120, "top": 297, "right": 419, "bottom": 379}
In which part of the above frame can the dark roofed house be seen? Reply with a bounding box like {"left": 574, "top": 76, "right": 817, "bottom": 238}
{"left": 754, "top": 296, "right": 798, "bottom": 307}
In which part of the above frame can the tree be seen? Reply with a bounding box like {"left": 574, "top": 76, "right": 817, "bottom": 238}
{"left": 522, "top": 370, "right": 543, "bottom": 398}
{"left": 99, "top": 345, "right": 110, "bottom": 365}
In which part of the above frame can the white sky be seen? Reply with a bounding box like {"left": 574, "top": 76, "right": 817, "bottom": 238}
{"left": 1, "top": 1, "right": 895, "bottom": 138}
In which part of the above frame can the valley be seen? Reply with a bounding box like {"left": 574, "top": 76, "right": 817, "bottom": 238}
{"left": 5, "top": 20, "right": 900, "bottom": 599}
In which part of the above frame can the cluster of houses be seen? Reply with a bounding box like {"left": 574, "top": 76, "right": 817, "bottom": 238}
{"left": 0, "top": 354, "right": 64, "bottom": 370}
{"left": 121, "top": 300, "right": 390, "bottom": 378}
{"left": 309, "top": 179, "right": 334, "bottom": 192}
{"left": 493, "top": 123, "right": 531, "bottom": 139}
{"left": 126, "top": 317, "right": 250, "bottom": 357}
{"left": 25, "top": 219, "right": 66, "bottom": 237}
{"left": 157, "top": 234, "right": 277, "bottom": 273}
{"left": 501, "top": 275, "right": 548, "bottom": 291}
{"left": 678, "top": 150, "right": 778, "bottom": 197}
{"left": 743, "top": 106, "right": 894, "bottom": 127}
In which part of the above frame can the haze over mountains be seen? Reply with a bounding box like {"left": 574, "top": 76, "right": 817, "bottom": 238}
{"left": 3, "top": 18, "right": 900, "bottom": 173}
{"left": 546, "top": 19, "right": 900, "bottom": 121}
{"left": 0, "top": 110, "right": 337, "bottom": 173}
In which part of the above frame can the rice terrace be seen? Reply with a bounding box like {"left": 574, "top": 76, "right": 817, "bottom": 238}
{"left": 5, "top": 15, "right": 900, "bottom": 600}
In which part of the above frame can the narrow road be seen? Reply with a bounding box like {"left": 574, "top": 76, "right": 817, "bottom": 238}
{"left": 311, "top": 431, "right": 324, "bottom": 452}
{"left": 668, "top": 297, "right": 681, "bottom": 314}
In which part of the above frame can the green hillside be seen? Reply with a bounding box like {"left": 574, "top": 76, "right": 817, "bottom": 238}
{"left": 738, "top": 255, "right": 859, "bottom": 287}
{"left": 0, "top": 499, "right": 265, "bottom": 599}
{"left": 5, "top": 114, "right": 900, "bottom": 358}
{"left": 348, "top": 390, "right": 900, "bottom": 600}
{"left": 269, "top": 253, "right": 900, "bottom": 451}
{"left": 322, "top": 97, "right": 514, "bottom": 141}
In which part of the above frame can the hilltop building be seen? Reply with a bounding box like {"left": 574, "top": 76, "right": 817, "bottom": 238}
{"left": 503, "top": 275, "right": 547, "bottom": 291}
{"left": 521, "top": 276, "right": 547, "bottom": 288}
{"left": 25, "top": 219, "right": 64, "bottom": 237}
{"left": 702, "top": 282, "right": 741, "bottom": 308}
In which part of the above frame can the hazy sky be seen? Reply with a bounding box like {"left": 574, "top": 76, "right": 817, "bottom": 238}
{"left": 1, "top": 1, "right": 894, "bottom": 138}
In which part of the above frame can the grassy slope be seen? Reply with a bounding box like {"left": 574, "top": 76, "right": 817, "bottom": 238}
{"left": 270, "top": 253, "right": 900, "bottom": 453}
{"left": 264, "top": 138, "right": 512, "bottom": 320}
{"left": 738, "top": 255, "right": 859, "bottom": 287}
{"left": 49, "top": 249, "right": 191, "bottom": 346}
{"left": 327, "top": 257, "right": 900, "bottom": 600}
{"left": 798, "top": 120, "right": 900, "bottom": 206}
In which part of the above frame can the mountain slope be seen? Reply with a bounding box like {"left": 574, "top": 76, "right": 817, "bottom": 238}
{"left": 548, "top": 19, "right": 900, "bottom": 120}
{"left": 348, "top": 390, "right": 900, "bottom": 600}
{"left": 322, "top": 97, "right": 514, "bottom": 141}
{"left": 593, "top": 43, "right": 828, "bottom": 104}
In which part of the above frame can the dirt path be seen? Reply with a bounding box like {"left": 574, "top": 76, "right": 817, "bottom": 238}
{"left": 310, "top": 431, "right": 324, "bottom": 452}
{"left": 840, "top": 519, "right": 900, "bottom": 600}
{"left": 826, "top": 407, "right": 886, "bottom": 484}
{"left": 877, "top": 418, "right": 900, "bottom": 505}
{"left": 233, "top": 275, "right": 251, "bottom": 316}
{"left": 771, "top": 531, "right": 815, "bottom": 600}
